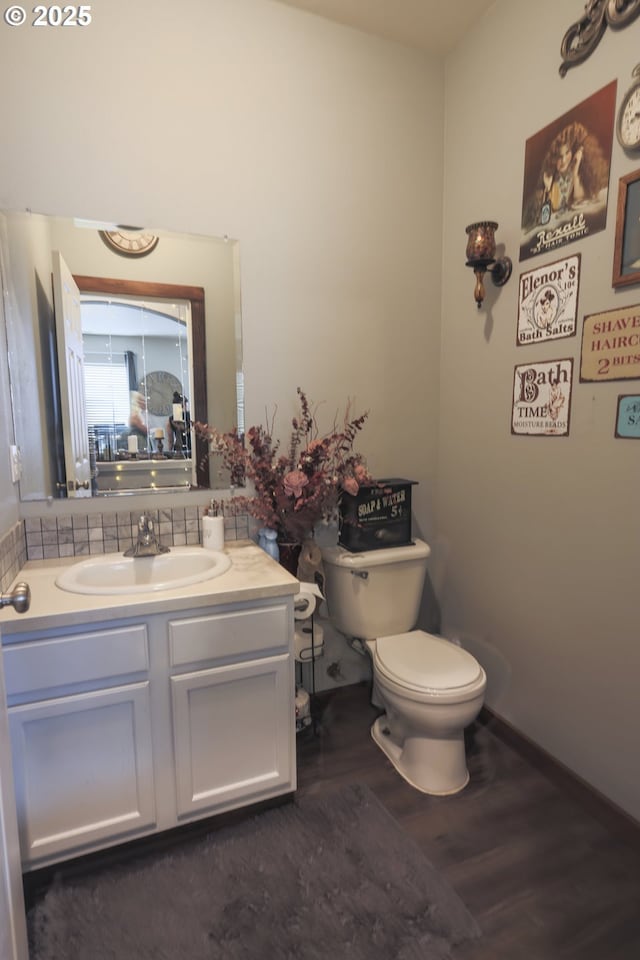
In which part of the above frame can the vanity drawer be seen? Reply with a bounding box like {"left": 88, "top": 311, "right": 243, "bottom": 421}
{"left": 3, "top": 624, "right": 149, "bottom": 698}
{"left": 169, "top": 603, "right": 290, "bottom": 667}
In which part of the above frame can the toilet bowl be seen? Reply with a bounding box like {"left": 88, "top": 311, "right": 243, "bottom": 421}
{"left": 367, "top": 631, "right": 486, "bottom": 795}
{"left": 321, "top": 539, "right": 486, "bottom": 796}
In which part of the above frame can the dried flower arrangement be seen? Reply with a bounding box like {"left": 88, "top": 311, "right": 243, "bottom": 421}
{"left": 195, "top": 388, "right": 371, "bottom": 544}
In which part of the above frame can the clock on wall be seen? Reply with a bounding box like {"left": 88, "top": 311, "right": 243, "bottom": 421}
{"left": 617, "top": 64, "right": 640, "bottom": 152}
{"left": 98, "top": 227, "right": 159, "bottom": 257}
{"left": 139, "top": 370, "right": 183, "bottom": 417}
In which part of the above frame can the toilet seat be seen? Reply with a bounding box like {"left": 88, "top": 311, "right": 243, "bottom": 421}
{"left": 373, "top": 630, "right": 486, "bottom": 703}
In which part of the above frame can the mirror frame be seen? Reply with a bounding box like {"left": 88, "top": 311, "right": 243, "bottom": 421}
{"left": 74, "top": 274, "right": 209, "bottom": 490}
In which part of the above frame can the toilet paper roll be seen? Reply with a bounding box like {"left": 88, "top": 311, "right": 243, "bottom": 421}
{"left": 294, "top": 581, "right": 324, "bottom": 620}
{"left": 294, "top": 622, "right": 324, "bottom": 662}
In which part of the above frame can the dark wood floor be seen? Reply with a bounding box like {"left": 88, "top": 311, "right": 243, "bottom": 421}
{"left": 297, "top": 683, "right": 640, "bottom": 960}
{"left": 22, "top": 682, "right": 640, "bottom": 959}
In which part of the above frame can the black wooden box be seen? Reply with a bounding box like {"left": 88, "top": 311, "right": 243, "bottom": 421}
{"left": 338, "top": 478, "right": 416, "bottom": 552}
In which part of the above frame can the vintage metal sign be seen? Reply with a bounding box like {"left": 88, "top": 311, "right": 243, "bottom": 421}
{"left": 580, "top": 304, "right": 640, "bottom": 381}
{"left": 517, "top": 254, "right": 580, "bottom": 345}
{"left": 339, "top": 479, "right": 415, "bottom": 552}
{"left": 615, "top": 394, "right": 640, "bottom": 438}
{"left": 511, "top": 359, "right": 573, "bottom": 436}
{"left": 519, "top": 82, "right": 616, "bottom": 262}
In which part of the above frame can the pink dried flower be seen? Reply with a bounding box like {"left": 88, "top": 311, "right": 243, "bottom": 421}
{"left": 195, "top": 388, "right": 370, "bottom": 544}
{"left": 283, "top": 470, "right": 309, "bottom": 498}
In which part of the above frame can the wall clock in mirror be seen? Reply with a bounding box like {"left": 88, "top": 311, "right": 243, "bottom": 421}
{"left": 99, "top": 227, "right": 159, "bottom": 257}
{"left": 140, "top": 370, "right": 183, "bottom": 417}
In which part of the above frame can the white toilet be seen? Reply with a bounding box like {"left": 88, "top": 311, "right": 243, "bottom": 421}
{"left": 321, "top": 539, "right": 486, "bottom": 796}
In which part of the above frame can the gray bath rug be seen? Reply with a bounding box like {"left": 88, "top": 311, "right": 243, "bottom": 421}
{"left": 29, "top": 783, "right": 480, "bottom": 960}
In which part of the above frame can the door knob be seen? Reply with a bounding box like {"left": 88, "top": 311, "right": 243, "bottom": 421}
{"left": 62, "top": 479, "right": 91, "bottom": 491}
{"left": 0, "top": 581, "right": 31, "bottom": 614}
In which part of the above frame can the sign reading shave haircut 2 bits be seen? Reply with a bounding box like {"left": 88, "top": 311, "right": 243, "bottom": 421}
{"left": 580, "top": 305, "right": 640, "bottom": 381}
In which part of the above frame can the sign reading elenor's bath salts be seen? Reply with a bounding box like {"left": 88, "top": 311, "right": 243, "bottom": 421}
{"left": 580, "top": 305, "right": 640, "bottom": 382}
{"left": 511, "top": 359, "right": 573, "bottom": 436}
{"left": 517, "top": 254, "right": 580, "bottom": 346}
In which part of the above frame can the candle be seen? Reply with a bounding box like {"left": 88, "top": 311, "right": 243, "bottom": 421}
{"left": 127, "top": 435, "right": 138, "bottom": 454}
{"left": 172, "top": 403, "right": 183, "bottom": 421}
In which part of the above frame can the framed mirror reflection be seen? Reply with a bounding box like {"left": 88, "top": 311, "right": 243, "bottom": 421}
{"left": 0, "top": 211, "right": 244, "bottom": 501}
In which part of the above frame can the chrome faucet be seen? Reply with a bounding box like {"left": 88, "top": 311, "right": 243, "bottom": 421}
{"left": 124, "top": 514, "right": 170, "bottom": 558}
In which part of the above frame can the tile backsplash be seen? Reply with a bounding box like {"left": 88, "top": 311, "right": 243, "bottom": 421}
{"left": 0, "top": 508, "right": 252, "bottom": 588}
{"left": 0, "top": 521, "right": 27, "bottom": 593}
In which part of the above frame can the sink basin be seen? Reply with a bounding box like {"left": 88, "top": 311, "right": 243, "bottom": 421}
{"left": 55, "top": 547, "right": 232, "bottom": 595}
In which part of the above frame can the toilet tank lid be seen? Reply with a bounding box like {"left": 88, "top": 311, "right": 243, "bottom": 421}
{"left": 322, "top": 538, "right": 430, "bottom": 568}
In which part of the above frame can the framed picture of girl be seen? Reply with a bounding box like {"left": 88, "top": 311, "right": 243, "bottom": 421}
{"left": 520, "top": 82, "right": 616, "bottom": 262}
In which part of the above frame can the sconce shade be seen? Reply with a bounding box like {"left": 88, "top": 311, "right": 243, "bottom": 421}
{"left": 464, "top": 220, "right": 512, "bottom": 308}
{"left": 465, "top": 221, "right": 498, "bottom": 264}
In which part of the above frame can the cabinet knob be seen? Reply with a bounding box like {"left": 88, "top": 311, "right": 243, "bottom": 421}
{"left": 0, "top": 581, "right": 31, "bottom": 614}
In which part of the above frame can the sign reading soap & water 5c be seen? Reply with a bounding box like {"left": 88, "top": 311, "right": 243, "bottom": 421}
{"left": 511, "top": 359, "right": 573, "bottom": 436}
{"left": 580, "top": 305, "right": 640, "bottom": 381}
{"left": 517, "top": 254, "right": 580, "bottom": 346}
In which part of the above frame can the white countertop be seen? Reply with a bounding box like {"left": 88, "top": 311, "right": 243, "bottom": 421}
{"left": 1, "top": 541, "right": 300, "bottom": 635}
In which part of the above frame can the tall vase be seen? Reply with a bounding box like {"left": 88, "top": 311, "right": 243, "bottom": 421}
{"left": 258, "top": 528, "right": 279, "bottom": 561}
{"left": 277, "top": 539, "right": 302, "bottom": 577}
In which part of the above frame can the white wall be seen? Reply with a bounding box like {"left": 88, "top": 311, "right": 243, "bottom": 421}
{"left": 440, "top": 0, "right": 639, "bottom": 820}
{"left": 0, "top": 5, "right": 442, "bottom": 672}
{"left": 0, "top": 0, "right": 443, "bottom": 526}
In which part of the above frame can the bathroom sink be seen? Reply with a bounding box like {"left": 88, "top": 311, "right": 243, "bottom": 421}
{"left": 55, "top": 547, "right": 232, "bottom": 595}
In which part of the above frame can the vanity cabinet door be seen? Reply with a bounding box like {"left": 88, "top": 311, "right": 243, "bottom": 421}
{"left": 9, "top": 682, "right": 156, "bottom": 866}
{"left": 171, "top": 655, "right": 294, "bottom": 818}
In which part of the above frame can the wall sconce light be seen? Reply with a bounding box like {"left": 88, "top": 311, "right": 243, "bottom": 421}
{"left": 465, "top": 221, "right": 512, "bottom": 309}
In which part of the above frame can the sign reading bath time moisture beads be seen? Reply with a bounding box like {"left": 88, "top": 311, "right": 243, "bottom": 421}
{"left": 580, "top": 304, "right": 640, "bottom": 382}
{"left": 511, "top": 359, "right": 573, "bottom": 436}
{"left": 517, "top": 254, "right": 580, "bottom": 346}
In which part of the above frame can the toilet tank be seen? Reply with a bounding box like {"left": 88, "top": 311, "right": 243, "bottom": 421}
{"left": 321, "top": 539, "right": 430, "bottom": 640}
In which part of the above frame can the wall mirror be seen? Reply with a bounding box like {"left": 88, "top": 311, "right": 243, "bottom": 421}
{"left": 0, "top": 211, "right": 243, "bottom": 501}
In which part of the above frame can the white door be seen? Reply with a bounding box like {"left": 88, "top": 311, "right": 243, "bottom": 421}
{"left": 0, "top": 623, "right": 29, "bottom": 960}
{"left": 52, "top": 250, "right": 91, "bottom": 497}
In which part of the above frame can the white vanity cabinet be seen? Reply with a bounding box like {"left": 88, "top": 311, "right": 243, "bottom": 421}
{"left": 1, "top": 585, "right": 297, "bottom": 871}
{"left": 168, "top": 601, "right": 294, "bottom": 818}
{"left": 3, "top": 622, "right": 156, "bottom": 867}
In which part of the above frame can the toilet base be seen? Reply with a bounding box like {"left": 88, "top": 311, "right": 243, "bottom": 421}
{"left": 371, "top": 715, "right": 470, "bottom": 796}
